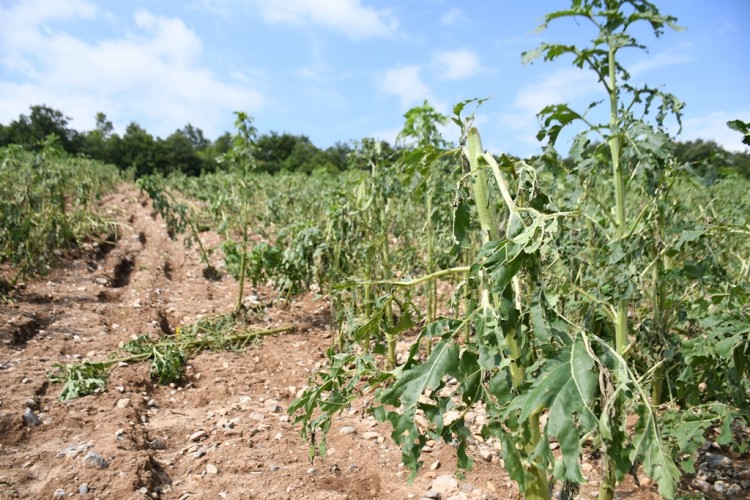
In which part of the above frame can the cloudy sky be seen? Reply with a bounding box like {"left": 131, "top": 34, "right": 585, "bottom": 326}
{"left": 1, "top": 0, "right": 748, "bottom": 157}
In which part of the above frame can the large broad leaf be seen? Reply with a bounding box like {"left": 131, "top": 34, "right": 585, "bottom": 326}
{"left": 378, "top": 340, "right": 462, "bottom": 475}
{"left": 512, "top": 337, "right": 599, "bottom": 483}
{"left": 631, "top": 402, "right": 681, "bottom": 499}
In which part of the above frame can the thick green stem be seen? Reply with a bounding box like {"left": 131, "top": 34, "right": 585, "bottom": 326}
{"left": 600, "top": 43, "right": 627, "bottom": 500}
{"left": 465, "top": 127, "right": 547, "bottom": 496}
{"left": 525, "top": 409, "right": 552, "bottom": 500}
{"left": 465, "top": 129, "right": 500, "bottom": 242}
{"left": 235, "top": 206, "right": 249, "bottom": 312}
{"left": 366, "top": 266, "right": 470, "bottom": 288}
{"left": 651, "top": 205, "right": 667, "bottom": 404}
{"left": 425, "top": 192, "right": 435, "bottom": 356}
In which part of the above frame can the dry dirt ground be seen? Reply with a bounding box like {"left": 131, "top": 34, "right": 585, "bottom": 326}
{"left": 0, "top": 185, "right": 667, "bottom": 499}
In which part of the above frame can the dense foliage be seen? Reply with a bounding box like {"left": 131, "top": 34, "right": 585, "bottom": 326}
{"left": 0, "top": 138, "right": 120, "bottom": 286}
{"left": 0, "top": 105, "right": 365, "bottom": 177}
{"left": 3, "top": 1, "right": 748, "bottom": 498}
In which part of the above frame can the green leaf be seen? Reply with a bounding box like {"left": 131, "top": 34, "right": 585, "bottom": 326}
{"left": 378, "top": 340, "right": 462, "bottom": 475}
{"left": 452, "top": 196, "right": 471, "bottom": 250}
{"left": 500, "top": 432, "right": 526, "bottom": 488}
{"left": 631, "top": 403, "right": 680, "bottom": 498}
{"left": 513, "top": 338, "right": 598, "bottom": 483}
{"left": 727, "top": 119, "right": 750, "bottom": 146}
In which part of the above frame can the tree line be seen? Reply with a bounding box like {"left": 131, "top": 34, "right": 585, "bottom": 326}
{"left": 0, "top": 104, "right": 367, "bottom": 177}
{"left": 1, "top": 104, "right": 748, "bottom": 179}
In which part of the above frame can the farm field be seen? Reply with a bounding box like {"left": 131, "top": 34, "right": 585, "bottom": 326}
{"left": 1, "top": 183, "right": 675, "bottom": 500}
{"left": 1, "top": 2, "right": 749, "bottom": 499}
{"left": 0, "top": 137, "right": 750, "bottom": 498}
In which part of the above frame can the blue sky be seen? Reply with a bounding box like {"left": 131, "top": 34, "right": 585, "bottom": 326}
{"left": 1, "top": 0, "right": 748, "bottom": 157}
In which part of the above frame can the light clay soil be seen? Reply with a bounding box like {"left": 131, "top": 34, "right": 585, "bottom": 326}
{"left": 0, "top": 185, "right": 661, "bottom": 499}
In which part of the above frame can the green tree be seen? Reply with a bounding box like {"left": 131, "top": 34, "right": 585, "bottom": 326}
{"left": 324, "top": 141, "right": 353, "bottom": 171}
{"left": 113, "top": 123, "right": 158, "bottom": 177}
{"left": 80, "top": 112, "right": 114, "bottom": 161}
{"left": 255, "top": 132, "right": 300, "bottom": 173}
{"left": 0, "top": 105, "right": 80, "bottom": 152}
{"left": 158, "top": 129, "right": 208, "bottom": 176}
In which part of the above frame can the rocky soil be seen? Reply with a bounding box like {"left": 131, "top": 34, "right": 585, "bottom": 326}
{"left": 0, "top": 185, "right": 747, "bottom": 499}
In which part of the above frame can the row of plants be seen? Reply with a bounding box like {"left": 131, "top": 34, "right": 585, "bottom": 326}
{"left": 36, "top": 1, "right": 750, "bottom": 498}
{"left": 0, "top": 136, "right": 121, "bottom": 290}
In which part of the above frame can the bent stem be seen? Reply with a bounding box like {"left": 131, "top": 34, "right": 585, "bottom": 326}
{"left": 464, "top": 127, "right": 549, "bottom": 498}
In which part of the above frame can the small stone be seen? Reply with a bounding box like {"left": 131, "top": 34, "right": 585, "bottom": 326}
{"left": 269, "top": 464, "right": 280, "bottom": 472}
{"left": 307, "top": 467, "right": 316, "bottom": 474}
{"left": 53, "top": 488, "right": 66, "bottom": 498}
{"left": 415, "top": 414, "right": 430, "bottom": 429}
{"left": 479, "top": 447, "right": 493, "bottom": 462}
{"left": 443, "top": 410, "right": 460, "bottom": 427}
{"left": 148, "top": 438, "right": 166, "bottom": 450}
{"left": 189, "top": 430, "right": 207, "bottom": 442}
{"left": 362, "top": 431, "right": 381, "bottom": 440}
{"left": 446, "top": 494, "right": 468, "bottom": 500}
{"left": 138, "top": 487, "right": 148, "bottom": 495}
{"left": 420, "top": 491, "right": 441, "bottom": 500}
{"left": 430, "top": 460, "right": 441, "bottom": 471}
{"left": 339, "top": 426, "right": 357, "bottom": 436}
{"left": 727, "top": 484, "right": 742, "bottom": 495}
{"left": 23, "top": 407, "right": 42, "bottom": 426}
{"left": 57, "top": 444, "right": 78, "bottom": 459}
{"left": 713, "top": 480, "right": 729, "bottom": 494}
{"left": 704, "top": 452, "right": 733, "bottom": 469}
{"left": 267, "top": 404, "right": 283, "bottom": 413}
{"left": 83, "top": 451, "right": 109, "bottom": 469}
{"left": 431, "top": 474, "right": 459, "bottom": 494}
{"left": 206, "top": 463, "right": 218, "bottom": 474}
{"left": 116, "top": 398, "right": 130, "bottom": 408}
{"left": 193, "top": 447, "right": 206, "bottom": 459}
{"left": 79, "top": 484, "right": 89, "bottom": 495}
{"left": 738, "top": 468, "right": 750, "bottom": 481}
{"left": 459, "top": 482, "right": 475, "bottom": 493}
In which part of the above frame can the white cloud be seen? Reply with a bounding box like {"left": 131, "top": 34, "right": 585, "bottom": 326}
{"left": 682, "top": 110, "right": 750, "bottom": 152}
{"left": 514, "top": 68, "right": 596, "bottom": 114}
{"left": 247, "top": 0, "right": 398, "bottom": 40}
{"left": 432, "top": 49, "right": 481, "bottom": 80}
{"left": 0, "top": 3, "right": 264, "bottom": 138}
{"left": 379, "top": 65, "right": 433, "bottom": 109}
{"left": 440, "top": 8, "right": 468, "bottom": 26}
{"left": 496, "top": 68, "right": 601, "bottom": 153}
{"left": 629, "top": 43, "right": 694, "bottom": 75}
{"left": 369, "top": 125, "right": 401, "bottom": 145}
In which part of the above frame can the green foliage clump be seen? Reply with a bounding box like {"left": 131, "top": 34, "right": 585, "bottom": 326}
{"left": 49, "top": 313, "right": 293, "bottom": 401}
{"left": 0, "top": 138, "right": 120, "bottom": 282}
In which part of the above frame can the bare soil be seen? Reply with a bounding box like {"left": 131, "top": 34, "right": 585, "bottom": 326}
{"left": 0, "top": 185, "right": 663, "bottom": 499}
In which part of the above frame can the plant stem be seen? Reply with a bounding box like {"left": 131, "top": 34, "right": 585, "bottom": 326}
{"left": 364, "top": 266, "right": 470, "bottom": 288}
{"left": 236, "top": 204, "right": 249, "bottom": 312}
{"left": 465, "top": 127, "right": 548, "bottom": 497}
{"left": 651, "top": 204, "right": 667, "bottom": 404}
{"left": 425, "top": 191, "right": 435, "bottom": 356}
{"left": 600, "top": 41, "right": 627, "bottom": 500}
